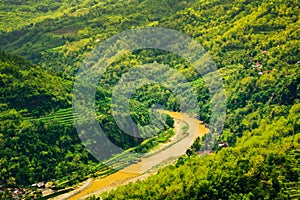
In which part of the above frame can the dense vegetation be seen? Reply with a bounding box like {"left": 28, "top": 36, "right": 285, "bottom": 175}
{"left": 0, "top": 51, "right": 176, "bottom": 199}
{"left": 0, "top": 0, "right": 299, "bottom": 199}
{"left": 0, "top": 52, "right": 95, "bottom": 186}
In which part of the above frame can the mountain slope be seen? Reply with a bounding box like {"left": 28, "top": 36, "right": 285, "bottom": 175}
{"left": 0, "top": 0, "right": 299, "bottom": 199}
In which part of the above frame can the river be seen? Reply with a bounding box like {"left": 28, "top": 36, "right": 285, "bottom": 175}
{"left": 54, "top": 111, "right": 208, "bottom": 200}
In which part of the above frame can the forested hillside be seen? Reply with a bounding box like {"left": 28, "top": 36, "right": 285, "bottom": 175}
{"left": 0, "top": 0, "right": 299, "bottom": 199}
{"left": 98, "top": 0, "right": 300, "bottom": 199}
{"left": 0, "top": 52, "right": 97, "bottom": 195}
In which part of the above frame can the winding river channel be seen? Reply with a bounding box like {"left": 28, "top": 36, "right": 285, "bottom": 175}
{"left": 54, "top": 111, "right": 208, "bottom": 200}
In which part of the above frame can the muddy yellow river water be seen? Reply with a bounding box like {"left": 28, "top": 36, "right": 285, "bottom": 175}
{"left": 66, "top": 111, "right": 208, "bottom": 200}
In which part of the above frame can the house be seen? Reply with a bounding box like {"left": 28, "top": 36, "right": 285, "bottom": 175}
{"left": 258, "top": 70, "right": 268, "bottom": 75}
{"left": 12, "top": 188, "right": 25, "bottom": 199}
{"left": 32, "top": 182, "right": 45, "bottom": 188}
{"left": 218, "top": 141, "right": 228, "bottom": 147}
{"left": 37, "top": 182, "right": 45, "bottom": 188}
{"left": 256, "top": 62, "right": 262, "bottom": 67}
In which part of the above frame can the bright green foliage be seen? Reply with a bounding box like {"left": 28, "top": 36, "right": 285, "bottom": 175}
{"left": 0, "top": 0, "right": 299, "bottom": 199}
{"left": 0, "top": 52, "right": 98, "bottom": 188}
{"left": 0, "top": 52, "right": 72, "bottom": 116}
{"left": 102, "top": 105, "right": 300, "bottom": 199}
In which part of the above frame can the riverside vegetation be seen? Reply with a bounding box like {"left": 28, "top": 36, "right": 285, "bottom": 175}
{"left": 0, "top": 0, "right": 299, "bottom": 199}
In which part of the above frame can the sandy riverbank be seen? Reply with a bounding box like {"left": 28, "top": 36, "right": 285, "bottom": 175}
{"left": 53, "top": 111, "right": 208, "bottom": 200}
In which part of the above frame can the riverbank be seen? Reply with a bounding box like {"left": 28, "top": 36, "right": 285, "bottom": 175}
{"left": 78, "top": 157, "right": 178, "bottom": 200}
{"left": 52, "top": 111, "right": 208, "bottom": 200}
{"left": 51, "top": 179, "right": 92, "bottom": 200}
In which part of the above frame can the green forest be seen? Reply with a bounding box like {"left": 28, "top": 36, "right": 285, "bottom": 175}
{"left": 0, "top": 0, "right": 299, "bottom": 199}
